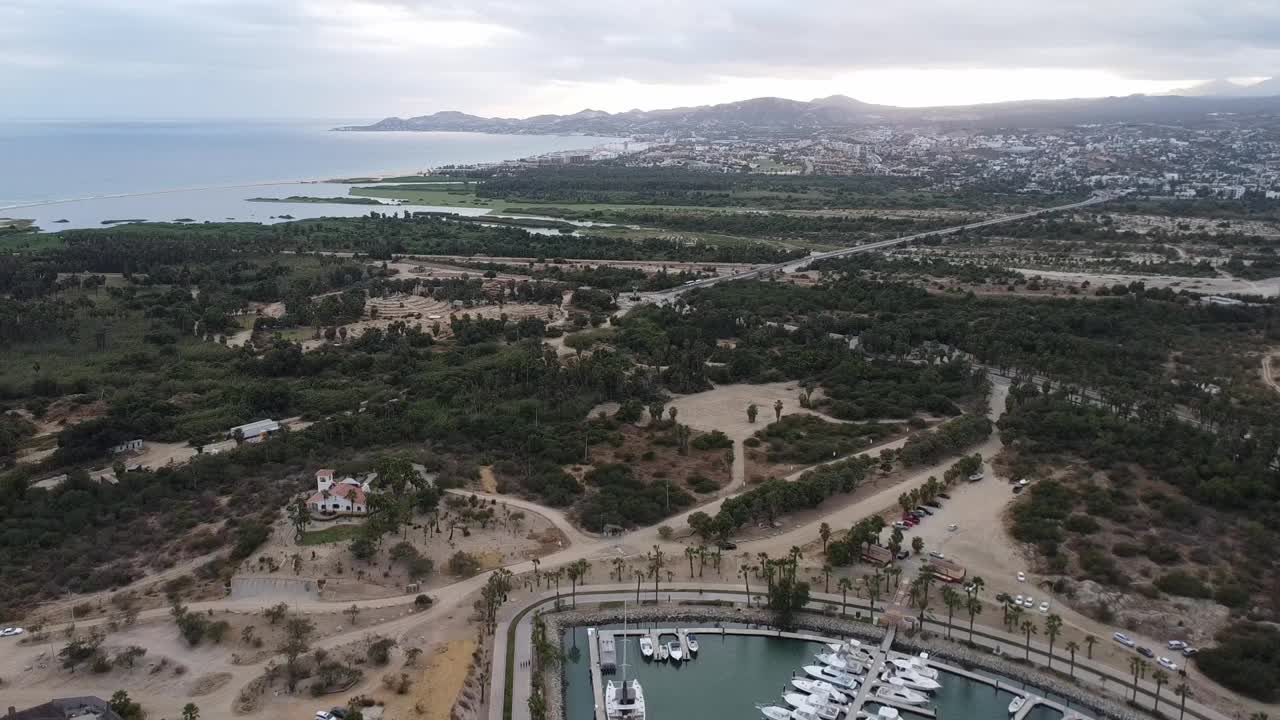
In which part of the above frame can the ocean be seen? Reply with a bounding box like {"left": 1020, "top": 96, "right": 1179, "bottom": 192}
{"left": 0, "top": 121, "right": 619, "bottom": 228}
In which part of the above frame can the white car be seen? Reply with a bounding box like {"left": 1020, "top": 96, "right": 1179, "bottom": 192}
{"left": 0, "top": 627, "right": 23, "bottom": 637}
{"left": 1018, "top": 478, "right": 1029, "bottom": 487}
{"left": 1023, "top": 596, "right": 1035, "bottom": 608}
{"left": 929, "top": 551, "right": 945, "bottom": 560}
{"left": 1114, "top": 632, "right": 1136, "bottom": 647}
{"left": 1038, "top": 601, "right": 1050, "bottom": 613}
{"left": 1016, "top": 571, "right": 1026, "bottom": 583}
{"left": 1158, "top": 657, "right": 1179, "bottom": 671}
{"left": 1014, "top": 594, "right": 1024, "bottom": 606}
{"left": 1167, "top": 640, "right": 1187, "bottom": 650}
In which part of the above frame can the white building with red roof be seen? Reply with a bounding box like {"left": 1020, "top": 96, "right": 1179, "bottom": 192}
{"left": 306, "top": 468, "right": 373, "bottom": 516}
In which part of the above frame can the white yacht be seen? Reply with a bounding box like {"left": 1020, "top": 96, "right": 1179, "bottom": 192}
{"left": 791, "top": 679, "right": 850, "bottom": 703}
{"left": 686, "top": 633, "right": 700, "bottom": 655}
{"left": 760, "top": 705, "right": 820, "bottom": 720}
{"left": 638, "top": 636, "right": 654, "bottom": 661}
{"left": 875, "top": 679, "right": 928, "bottom": 705}
{"left": 783, "top": 693, "right": 842, "bottom": 720}
{"left": 605, "top": 605, "right": 646, "bottom": 720}
{"left": 667, "top": 641, "right": 684, "bottom": 662}
{"left": 656, "top": 642, "right": 669, "bottom": 661}
{"left": 1008, "top": 696, "right": 1027, "bottom": 714}
{"left": 803, "top": 664, "right": 859, "bottom": 689}
{"left": 887, "top": 656, "right": 939, "bottom": 680}
{"left": 825, "top": 639, "right": 872, "bottom": 661}
{"left": 815, "top": 651, "right": 864, "bottom": 673}
{"left": 881, "top": 668, "right": 940, "bottom": 693}
{"left": 875, "top": 684, "right": 928, "bottom": 706}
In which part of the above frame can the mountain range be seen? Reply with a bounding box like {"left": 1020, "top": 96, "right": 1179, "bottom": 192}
{"left": 1171, "top": 77, "right": 1280, "bottom": 97}
{"left": 337, "top": 89, "right": 1280, "bottom": 135}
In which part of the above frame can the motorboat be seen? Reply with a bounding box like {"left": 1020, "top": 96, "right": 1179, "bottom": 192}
{"left": 874, "top": 709, "right": 900, "bottom": 720}
{"left": 667, "top": 641, "right": 684, "bottom": 662}
{"left": 656, "top": 642, "right": 669, "bottom": 661}
{"left": 782, "top": 694, "right": 841, "bottom": 720}
{"left": 816, "top": 651, "right": 865, "bottom": 673}
{"left": 887, "top": 656, "right": 939, "bottom": 680}
{"left": 875, "top": 681, "right": 928, "bottom": 706}
{"left": 791, "top": 679, "right": 849, "bottom": 703}
{"left": 606, "top": 679, "right": 646, "bottom": 720}
{"left": 686, "top": 633, "right": 699, "bottom": 655}
{"left": 1008, "top": 696, "right": 1027, "bottom": 714}
{"left": 759, "top": 706, "right": 820, "bottom": 720}
{"left": 882, "top": 669, "right": 941, "bottom": 692}
{"left": 638, "top": 636, "right": 654, "bottom": 661}
{"left": 823, "top": 641, "right": 874, "bottom": 664}
{"left": 803, "top": 665, "right": 859, "bottom": 689}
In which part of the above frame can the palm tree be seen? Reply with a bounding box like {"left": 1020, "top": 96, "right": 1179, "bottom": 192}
{"left": 685, "top": 546, "right": 697, "bottom": 578}
{"left": 747, "top": 403, "right": 758, "bottom": 423}
{"left": 837, "top": 577, "right": 853, "bottom": 617}
{"left": 996, "top": 592, "right": 1011, "bottom": 625}
{"left": 648, "top": 545, "right": 665, "bottom": 600}
{"left": 862, "top": 575, "right": 879, "bottom": 623}
{"left": 1020, "top": 618, "right": 1037, "bottom": 660}
{"left": 1044, "top": 614, "right": 1062, "bottom": 670}
{"left": 1152, "top": 669, "right": 1169, "bottom": 713}
{"left": 532, "top": 558, "right": 542, "bottom": 588}
{"left": 965, "top": 595, "right": 983, "bottom": 642}
{"left": 819, "top": 522, "right": 832, "bottom": 553}
{"left": 822, "top": 563, "right": 833, "bottom": 594}
{"left": 739, "top": 564, "right": 753, "bottom": 600}
{"left": 773, "top": 399, "right": 783, "bottom": 421}
{"left": 968, "top": 575, "right": 985, "bottom": 598}
{"left": 1174, "top": 684, "right": 1191, "bottom": 720}
{"left": 1084, "top": 633, "right": 1097, "bottom": 659}
{"left": 633, "top": 569, "right": 644, "bottom": 603}
{"left": 611, "top": 557, "right": 626, "bottom": 583}
{"left": 1065, "top": 640, "right": 1080, "bottom": 678}
{"left": 567, "top": 559, "right": 590, "bottom": 607}
{"left": 941, "top": 586, "right": 961, "bottom": 639}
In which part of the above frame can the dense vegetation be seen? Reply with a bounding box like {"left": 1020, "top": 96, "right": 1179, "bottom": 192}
{"left": 1197, "top": 623, "right": 1280, "bottom": 701}
{"left": 752, "top": 414, "right": 899, "bottom": 465}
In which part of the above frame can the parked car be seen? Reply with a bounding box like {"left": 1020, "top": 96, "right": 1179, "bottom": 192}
{"left": 925, "top": 500, "right": 942, "bottom": 509}
{"left": 0, "top": 627, "right": 23, "bottom": 637}
{"left": 928, "top": 551, "right": 945, "bottom": 560}
{"left": 1167, "top": 640, "right": 1187, "bottom": 650}
{"left": 947, "top": 523, "right": 958, "bottom": 532}
{"left": 1016, "top": 571, "right": 1026, "bottom": 583}
{"left": 897, "top": 549, "right": 910, "bottom": 560}
{"left": 1038, "top": 601, "right": 1050, "bottom": 613}
{"left": 1113, "top": 632, "right": 1136, "bottom": 647}
{"left": 916, "top": 506, "right": 934, "bottom": 516}
{"left": 1137, "top": 646, "right": 1154, "bottom": 658}
{"left": 1014, "top": 594, "right": 1025, "bottom": 606}
{"left": 1182, "top": 647, "right": 1199, "bottom": 657}
{"left": 938, "top": 492, "right": 951, "bottom": 500}
{"left": 1158, "top": 657, "right": 1178, "bottom": 671}
{"left": 893, "top": 521, "right": 910, "bottom": 530}
{"left": 1017, "top": 478, "right": 1030, "bottom": 487}
{"left": 1022, "top": 596, "right": 1035, "bottom": 608}
{"left": 717, "top": 540, "right": 737, "bottom": 550}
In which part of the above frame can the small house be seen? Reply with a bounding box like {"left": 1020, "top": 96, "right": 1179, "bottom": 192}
{"left": 305, "top": 468, "right": 373, "bottom": 516}
{"left": 228, "top": 419, "right": 281, "bottom": 443}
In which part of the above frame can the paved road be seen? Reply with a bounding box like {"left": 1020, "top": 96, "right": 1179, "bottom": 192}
{"left": 643, "top": 192, "right": 1117, "bottom": 303}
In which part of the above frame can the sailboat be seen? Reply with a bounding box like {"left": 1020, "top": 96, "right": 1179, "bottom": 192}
{"left": 604, "top": 604, "right": 646, "bottom": 720}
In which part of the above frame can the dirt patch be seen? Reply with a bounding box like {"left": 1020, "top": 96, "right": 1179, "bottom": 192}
{"left": 188, "top": 671, "right": 233, "bottom": 696}
{"left": 478, "top": 466, "right": 498, "bottom": 493}
{"left": 584, "top": 423, "right": 733, "bottom": 495}
{"left": 30, "top": 396, "right": 109, "bottom": 437}
{"left": 412, "top": 639, "right": 477, "bottom": 720}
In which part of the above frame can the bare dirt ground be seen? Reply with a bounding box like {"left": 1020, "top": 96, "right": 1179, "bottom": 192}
{"left": 298, "top": 295, "right": 561, "bottom": 351}
{"left": 1262, "top": 350, "right": 1280, "bottom": 397}
{"left": 22, "top": 396, "right": 109, "bottom": 438}
{"left": 402, "top": 254, "right": 762, "bottom": 277}
{"left": 1011, "top": 268, "right": 1280, "bottom": 297}
{"left": 253, "top": 501, "right": 567, "bottom": 600}
{"left": 1093, "top": 212, "right": 1280, "bottom": 237}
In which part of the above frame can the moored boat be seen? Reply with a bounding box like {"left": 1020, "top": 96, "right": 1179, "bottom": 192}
{"left": 686, "top": 633, "right": 700, "bottom": 654}
{"left": 803, "top": 664, "right": 859, "bottom": 689}
{"left": 791, "top": 678, "right": 849, "bottom": 703}
{"left": 1008, "top": 696, "right": 1027, "bottom": 714}
{"left": 639, "top": 636, "right": 654, "bottom": 661}
{"left": 667, "top": 641, "right": 684, "bottom": 662}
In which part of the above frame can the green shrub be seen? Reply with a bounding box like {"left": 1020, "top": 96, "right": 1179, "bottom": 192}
{"left": 1153, "top": 571, "right": 1211, "bottom": 599}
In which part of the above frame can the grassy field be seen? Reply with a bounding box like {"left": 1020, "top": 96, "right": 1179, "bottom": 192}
{"left": 299, "top": 524, "right": 364, "bottom": 545}
{"left": 0, "top": 229, "right": 64, "bottom": 253}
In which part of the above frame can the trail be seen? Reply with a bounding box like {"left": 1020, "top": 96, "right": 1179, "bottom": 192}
{"left": 1263, "top": 350, "right": 1280, "bottom": 397}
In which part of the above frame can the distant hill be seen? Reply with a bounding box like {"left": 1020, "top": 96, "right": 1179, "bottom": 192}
{"left": 338, "top": 92, "right": 1280, "bottom": 135}
{"left": 1171, "top": 77, "right": 1280, "bottom": 97}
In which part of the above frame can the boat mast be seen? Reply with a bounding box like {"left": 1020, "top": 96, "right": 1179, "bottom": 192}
{"left": 619, "top": 600, "right": 631, "bottom": 703}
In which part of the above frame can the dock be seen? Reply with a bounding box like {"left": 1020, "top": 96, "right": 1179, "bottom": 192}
{"left": 586, "top": 628, "right": 606, "bottom": 720}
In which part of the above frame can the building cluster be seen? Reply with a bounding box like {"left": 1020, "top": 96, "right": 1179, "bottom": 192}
{"left": 484, "top": 121, "right": 1280, "bottom": 198}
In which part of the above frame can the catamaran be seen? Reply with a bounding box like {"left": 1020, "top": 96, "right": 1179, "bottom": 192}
{"left": 791, "top": 678, "right": 850, "bottom": 703}
{"left": 802, "top": 664, "right": 859, "bottom": 689}
{"left": 604, "top": 604, "right": 646, "bottom": 720}
{"left": 638, "top": 636, "right": 654, "bottom": 660}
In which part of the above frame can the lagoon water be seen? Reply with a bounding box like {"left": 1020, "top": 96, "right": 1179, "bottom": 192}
{"left": 0, "top": 121, "right": 618, "bottom": 228}
{"left": 562, "top": 626, "right": 1069, "bottom": 720}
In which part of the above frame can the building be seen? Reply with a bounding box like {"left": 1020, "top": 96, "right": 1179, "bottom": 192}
{"left": 305, "top": 468, "right": 372, "bottom": 516}
{"left": 927, "top": 558, "right": 967, "bottom": 583}
{"left": 109, "top": 439, "right": 143, "bottom": 455}
{"left": 861, "top": 543, "right": 894, "bottom": 567}
{"left": 227, "top": 418, "right": 281, "bottom": 443}
{"left": 7, "top": 696, "right": 122, "bottom": 720}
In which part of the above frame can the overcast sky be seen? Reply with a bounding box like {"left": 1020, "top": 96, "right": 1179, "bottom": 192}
{"left": 3, "top": 0, "right": 1279, "bottom": 120}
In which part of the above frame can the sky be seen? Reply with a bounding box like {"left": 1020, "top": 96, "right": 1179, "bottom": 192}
{"left": 3, "top": 0, "right": 1280, "bottom": 120}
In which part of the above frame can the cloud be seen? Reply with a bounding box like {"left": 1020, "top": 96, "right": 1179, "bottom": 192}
{"left": 2, "top": 0, "right": 1279, "bottom": 118}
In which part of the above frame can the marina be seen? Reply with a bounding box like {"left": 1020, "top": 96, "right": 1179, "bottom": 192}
{"left": 572, "top": 625, "right": 1089, "bottom": 720}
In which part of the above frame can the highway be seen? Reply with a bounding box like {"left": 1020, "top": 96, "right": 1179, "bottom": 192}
{"left": 647, "top": 192, "right": 1117, "bottom": 301}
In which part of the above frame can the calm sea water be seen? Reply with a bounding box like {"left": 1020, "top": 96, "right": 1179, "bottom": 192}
{"left": 0, "top": 121, "right": 619, "bottom": 227}
{"left": 562, "top": 627, "right": 1071, "bottom": 720}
